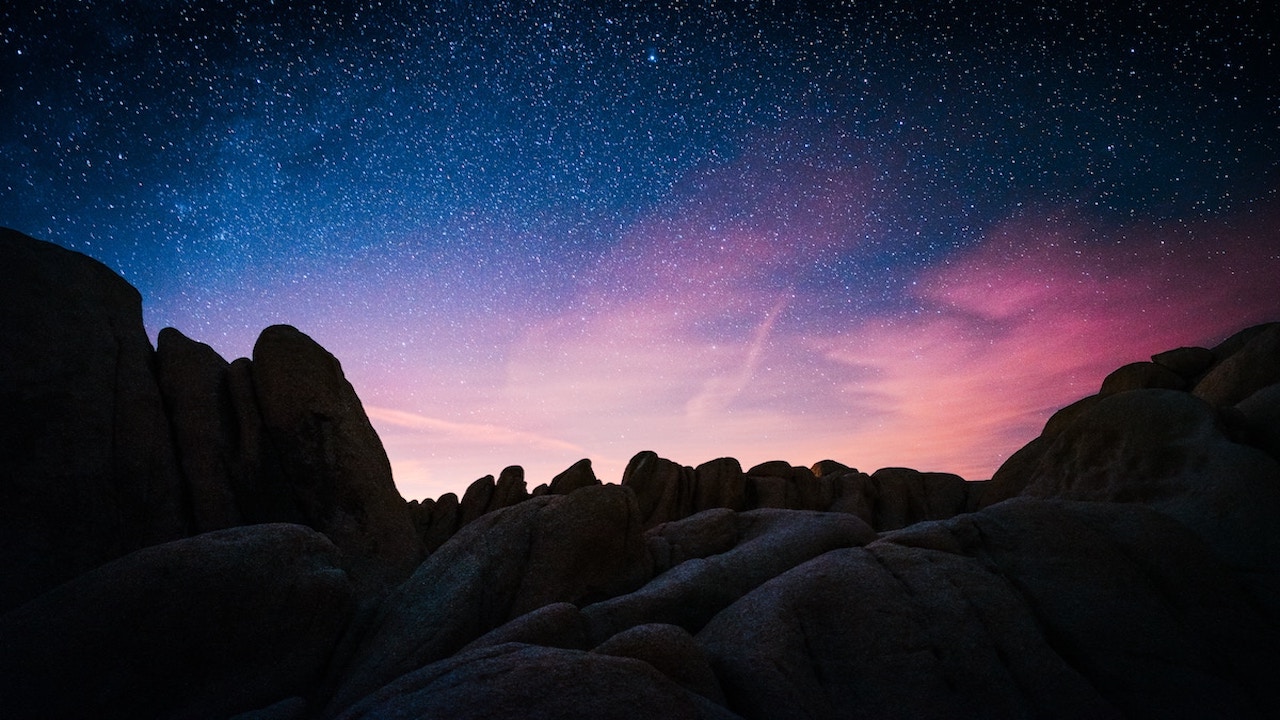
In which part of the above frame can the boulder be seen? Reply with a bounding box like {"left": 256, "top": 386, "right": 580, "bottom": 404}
{"left": 155, "top": 327, "right": 241, "bottom": 533}
{"left": 594, "top": 623, "right": 726, "bottom": 704}
{"left": 251, "top": 324, "right": 422, "bottom": 594}
{"left": 582, "top": 509, "right": 874, "bottom": 643}
{"left": 0, "top": 524, "right": 354, "bottom": 720}
{"left": 0, "top": 229, "right": 185, "bottom": 613}
{"left": 421, "top": 492, "right": 460, "bottom": 553}
{"left": 458, "top": 474, "right": 496, "bottom": 526}
{"left": 693, "top": 457, "right": 748, "bottom": 511}
{"left": 1015, "top": 389, "right": 1280, "bottom": 570}
{"left": 333, "top": 643, "right": 741, "bottom": 720}
{"left": 549, "top": 457, "right": 600, "bottom": 495}
{"left": 698, "top": 499, "right": 1280, "bottom": 720}
{"left": 811, "top": 458, "right": 854, "bottom": 477}
{"left": 490, "top": 464, "right": 530, "bottom": 508}
{"left": 328, "top": 484, "right": 652, "bottom": 714}
{"left": 623, "top": 450, "right": 698, "bottom": 526}
{"left": 1099, "top": 361, "right": 1186, "bottom": 395}
{"left": 867, "top": 467, "right": 969, "bottom": 531}
{"left": 1151, "top": 345, "right": 1215, "bottom": 380}
{"left": 1194, "top": 323, "right": 1280, "bottom": 407}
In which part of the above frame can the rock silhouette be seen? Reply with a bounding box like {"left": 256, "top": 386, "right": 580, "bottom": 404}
{"left": 3, "top": 228, "right": 1279, "bottom": 719}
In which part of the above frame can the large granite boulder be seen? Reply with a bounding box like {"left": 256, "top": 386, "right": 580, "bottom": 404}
{"left": 156, "top": 326, "right": 243, "bottom": 533}
{"left": 1194, "top": 323, "right": 1280, "bottom": 407}
{"left": 328, "top": 484, "right": 652, "bottom": 714}
{"left": 698, "top": 498, "right": 1280, "bottom": 720}
{"left": 0, "top": 228, "right": 186, "bottom": 613}
{"left": 333, "top": 643, "right": 741, "bottom": 720}
{"left": 582, "top": 508, "right": 875, "bottom": 643}
{"left": 0, "top": 524, "right": 355, "bottom": 720}
{"left": 987, "top": 389, "right": 1280, "bottom": 572}
{"left": 251, "top": 324, "right": 422, "bottom": 594}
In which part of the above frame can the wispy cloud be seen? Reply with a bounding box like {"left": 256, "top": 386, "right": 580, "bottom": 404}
{"left": 366, "top": 405, "right": 585, "bottom": 454}
{"left": 685, "top": 294, "right": 792, "bottom": 421}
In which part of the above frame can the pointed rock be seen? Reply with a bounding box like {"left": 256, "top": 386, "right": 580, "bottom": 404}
{"left": 156, "top": 327, "right": 242, "bottom": 533}
{"left": 491, "top": 464, "right": 530, "bottom": 509}
{"left": 459, "top": 475, "right": 496, "bottom": 526}
{"left": 549, "top": 458, "right": 600, "bottom": 495}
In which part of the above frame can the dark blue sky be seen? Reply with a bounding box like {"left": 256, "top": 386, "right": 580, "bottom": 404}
{"left": 4, "top": 1, "right": 1279, "bottom": 497}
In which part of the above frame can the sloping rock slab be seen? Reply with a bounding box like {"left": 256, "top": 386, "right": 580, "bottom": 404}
{"left": 698, "top": 498, "right": 1279, "bottom": 720}
{"left": 328, "top": 484, "right": 651, "bottom": 714}
{"left": 583, "top": 508, "right": 874, "bottom": 643}
{"left": 0, "top": 524, "right": 354, "bottom": 720}
{"left": 334, "top": 642, "right": 741, "bottom": 720}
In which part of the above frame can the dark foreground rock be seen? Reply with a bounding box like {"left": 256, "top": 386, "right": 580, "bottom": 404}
{"left": 3, "top": 230, "right": 1279, "bottom": 719}
{"left": 0, "top": 229, "right": 186, "bottom": 613}
{"left": 701, "top": 498, "right": 1279, "bottom": 719}
{"left": 0, "top": 524, "right": 354, "bottom": 720}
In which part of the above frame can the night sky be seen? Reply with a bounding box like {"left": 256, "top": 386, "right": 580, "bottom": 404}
{"left": 4, "top": 1, "right": 1279, "bottom": 500}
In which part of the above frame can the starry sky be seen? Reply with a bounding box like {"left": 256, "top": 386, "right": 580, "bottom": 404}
{"left": 4, "top": 1, "right": 1279, "bottom": 500}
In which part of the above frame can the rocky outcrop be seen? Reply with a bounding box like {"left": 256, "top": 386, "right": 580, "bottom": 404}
{"left": 699, "top": 498, "right": 1279, "bottom": 719}
{"left": 251, "top": 325, "right": 422, "bottom": 594}
{"left": 4, "top": 231, "right": 1279, "bottom": 719}
{"left": 0, "top": 524, "right": 354, "bottom": 720}
{"left": 156, "top": 327, "right": 243, "bottom": 533}
{"left": 0, "top": 229, "right": 186, "bottom": 613}
{"left": 979, "top": 322, "right": 1280, "bottom": 580}
{"left": 618, "top": 450, "right": 976, "bottom": 532}
{"left": 1, "top": 230, "right": 422, "bottom": 609}
{"left": 327, "top": 484, "right": 652, "bottom": 714}
{"left": 334, "top": 642, "right": 740, "bottom": 720}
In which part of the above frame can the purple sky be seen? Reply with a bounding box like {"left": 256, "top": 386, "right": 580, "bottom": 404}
{"left": 4, "top": 2, "right": 1278, "bottom": 500}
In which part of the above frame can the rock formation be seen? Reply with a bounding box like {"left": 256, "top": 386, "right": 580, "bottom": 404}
{"left": 2, "top": 228, "right": 1279, "bottom": 719}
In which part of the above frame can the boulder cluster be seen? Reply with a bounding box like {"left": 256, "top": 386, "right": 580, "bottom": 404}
{"left": 2, "top": 228, "right": 1278, "bottom": 719}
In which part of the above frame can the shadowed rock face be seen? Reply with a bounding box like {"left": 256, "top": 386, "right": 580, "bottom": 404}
{"left": 700, "top": 499, "right": 1279, "bottom": 720}
{"left": 0, "top": 524, "right": 355, "bottom": 720}
{"left": 326, "top": 484, "right": 653, "bottom": 714}
{"left": 4, "top": 230, "right": 1280, "bottom": 719}
{"left": 0, "top": 229, "right": 186, "bottom": 613}
{"left": 156, "top": 327, "right": 242, "bottom": 533}
{"left": 252, "top": 324, "right": 422, "bottom": 594}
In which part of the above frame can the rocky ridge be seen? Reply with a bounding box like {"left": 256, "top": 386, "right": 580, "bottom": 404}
{"left": 2, "top": 227, "right": 1278, "bottom": 719}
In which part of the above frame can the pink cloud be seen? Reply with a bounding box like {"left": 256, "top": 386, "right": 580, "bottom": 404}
{"left": 812, "top": 204, "right": 1280, "bottom": 478}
